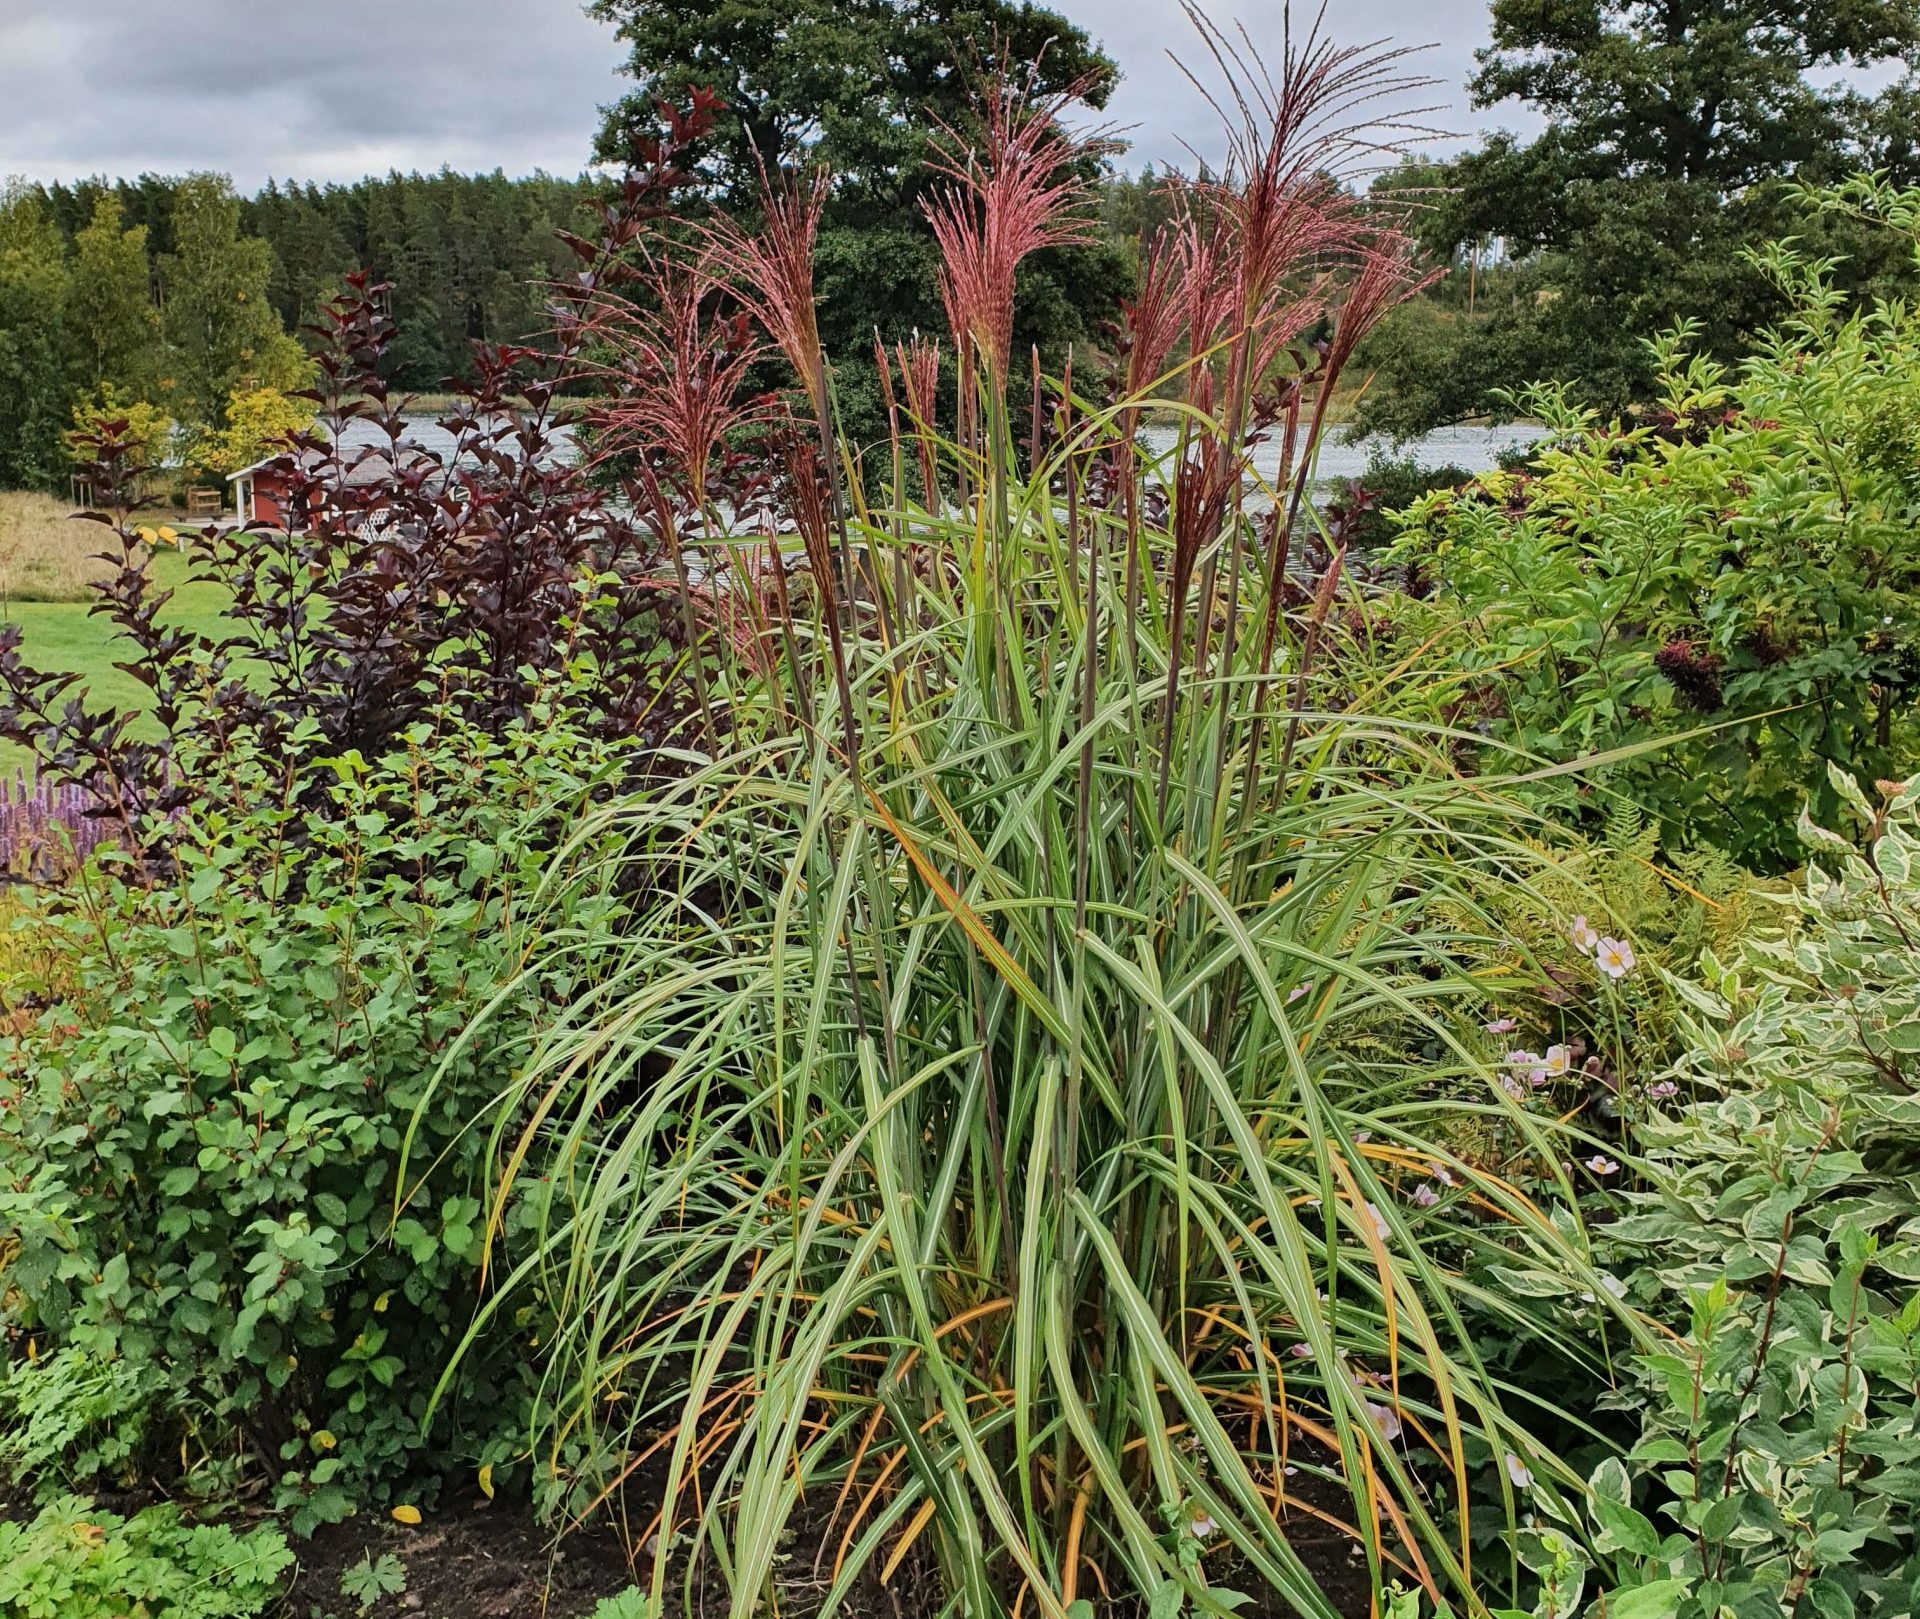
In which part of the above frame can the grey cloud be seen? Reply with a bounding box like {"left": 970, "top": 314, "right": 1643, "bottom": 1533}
{"left": 0, "top": 0, "right": 1519, "bottom": 187}
{"left": 1, "top": 0, "right": 628, "bottom": 184}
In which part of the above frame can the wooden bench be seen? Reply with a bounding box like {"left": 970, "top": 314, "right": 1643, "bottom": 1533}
{"left": 184, "top": 487, "right": 224, "bottom": 518}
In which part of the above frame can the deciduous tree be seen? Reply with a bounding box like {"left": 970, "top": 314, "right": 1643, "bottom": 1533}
{"left": 0, "top": 184, "right": 76, "bottom": 491}
{"left": 67, "top": 193, "right": 163, "bottom": 398}
{"left": 161, "top": 175, "right": 310, "bottom": 427}
{"left": 1357, "top": 0, "right": 1920, "bottom": 436}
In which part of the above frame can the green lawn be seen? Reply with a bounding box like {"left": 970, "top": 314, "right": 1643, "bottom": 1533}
{"left": 1, "top": 551, "right": 234, "bottom": 749}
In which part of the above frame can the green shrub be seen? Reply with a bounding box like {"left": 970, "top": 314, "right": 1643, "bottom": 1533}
{"left": 0, "top": 1495, "right": 291, "bottom": 1619}
{"left": 0, "top": 692, "right": 630, "bottom": 1529}
{"left": 1389, "top": 246, "right": 1920, "bottom": 870}
{"left": 1563, "top": 771, "right": 1920, "bottom": 1616}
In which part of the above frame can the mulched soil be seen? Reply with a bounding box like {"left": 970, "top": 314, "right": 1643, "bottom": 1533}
{"left": 282, "top": 1484, "right": 1375, "bottom": 1619}
{"left": 289, "top": 1496, "right": 645, "bottom": 1618}
{"left": 4, "top": 1475, "right": 1375, "bottom": 1619}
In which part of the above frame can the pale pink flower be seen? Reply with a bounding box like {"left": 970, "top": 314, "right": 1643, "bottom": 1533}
{"left": 1411, "top": 1183, "right": 1440, "bottom": 1208}
{"left": 1595, "top": 937, "right": 1637, "bottom": 980}
{"left": 1507, "top": 1047, "right": 1552, "bottom": 1087}
{"left": 1362, "top": 1398, "right": 1403, "bottom": 1442}
{"left": 1483, "top": 1017, "right": 1518, "bottom": 1034}
{"left": 1569, "top": 915, "right": 1600, "bottom": 954}
{"left": 1586, "top": 1155, "right": 1620, "bottom": 1176}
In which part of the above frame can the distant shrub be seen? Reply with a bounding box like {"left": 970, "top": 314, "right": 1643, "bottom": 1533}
{"left": 65, "top": 384, "right": 174, "bottom": 477}
{"left": 184, "top": 384, "right": 316, "bottom": 478}
{"left": 1325, "top": 446, "right": 1472, "bottom": 553}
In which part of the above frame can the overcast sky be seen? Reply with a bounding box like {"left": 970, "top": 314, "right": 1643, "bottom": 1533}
{"left": 0, "top": 1, "right": 1514, "bottom": 190}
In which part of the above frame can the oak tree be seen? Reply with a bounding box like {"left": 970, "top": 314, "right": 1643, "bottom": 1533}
{"left": 589, "top": 0, "right": 1132, "bottom": 437}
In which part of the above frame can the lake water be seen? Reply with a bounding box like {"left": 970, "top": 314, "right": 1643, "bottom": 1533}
{"left": 1139, "top": 421, "right": 1551, "bottom": 487}
{"left": 382, "top": 410, "right": 1533, "bottom": 491}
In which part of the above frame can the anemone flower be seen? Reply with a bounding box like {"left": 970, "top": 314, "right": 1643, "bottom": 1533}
{"left": 1596, "top": 938, "right": 1638, "bottom": 980}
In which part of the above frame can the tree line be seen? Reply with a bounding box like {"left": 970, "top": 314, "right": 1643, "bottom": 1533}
{"left": 14, "top": 0, "right": 1911, "bottom": 497}
{"left": 0, "top": 170, "right": 602, "bottom": 492}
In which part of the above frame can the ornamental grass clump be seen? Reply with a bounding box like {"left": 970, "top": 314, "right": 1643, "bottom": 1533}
{"left": 429, "top": 16, "right": 1644, "bottom": 1618}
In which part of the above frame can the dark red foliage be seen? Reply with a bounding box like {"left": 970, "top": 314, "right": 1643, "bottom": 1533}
{"left": 1743, "top": 621, "right": 1796, "bottom": 666}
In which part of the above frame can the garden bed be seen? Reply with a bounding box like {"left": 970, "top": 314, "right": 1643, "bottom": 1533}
{"left": 287, "top": 1488, "right": 1378, "bottom": 1619}
{"left": 290, "top": 1497, "right": 641, "bottom": 1619}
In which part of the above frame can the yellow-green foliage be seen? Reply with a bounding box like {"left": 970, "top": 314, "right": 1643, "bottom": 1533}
{"left": 186, "top": 385, "right": 317, "bottom": 477}
{"left": 65, "top": 384, "right": 174, "bottom": 473}
{"left": 0, "top": 887, "right": 75, "bottom": 999}
{"left": 1439, "top": 803, "right": 1770, "bottom": 1087}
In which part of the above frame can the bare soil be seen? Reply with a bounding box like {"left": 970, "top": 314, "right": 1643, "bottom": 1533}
{"left": 3, "top": 1472, "right": 1374, "bottom": 1619}
{"left": 288, "top": 1496, "right": 643, "bottom": 1618}
{"left": 281, "top": 1486, "right": 1375, "bottom": 1619}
